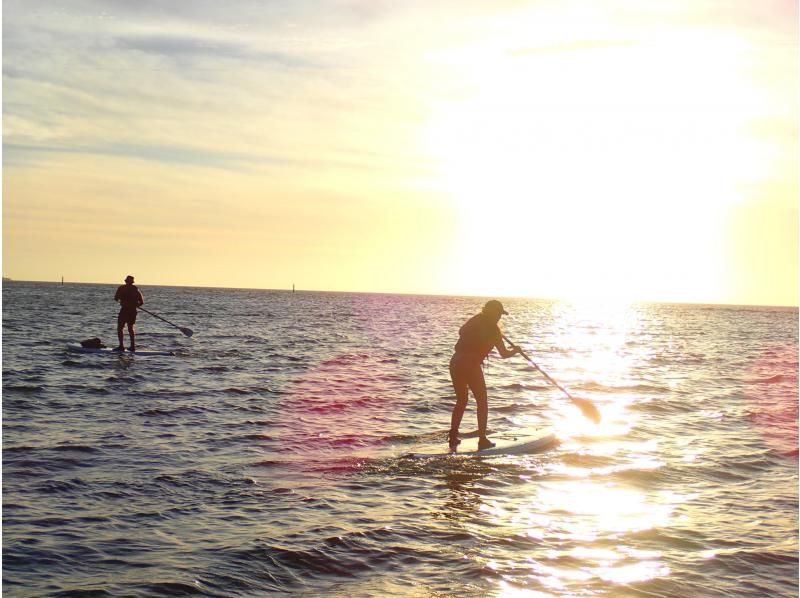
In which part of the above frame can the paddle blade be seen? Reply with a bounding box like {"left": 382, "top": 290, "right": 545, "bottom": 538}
{"left": 179, "top": 327, "right": 194, "bottom": 337}
{"left": 573, "top": 397, "right": 601, "bottom": 423}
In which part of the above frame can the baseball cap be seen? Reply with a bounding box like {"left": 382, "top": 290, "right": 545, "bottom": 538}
{"left": 483, "top": 299, "right": 508, "bottom": 316}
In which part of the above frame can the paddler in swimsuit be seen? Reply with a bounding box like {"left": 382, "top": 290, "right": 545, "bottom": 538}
{"left": 448, "top": 300, "right": 520, "bottom": 451}
{"left": 114, "top": 275, "right": 144, "bottom": 352}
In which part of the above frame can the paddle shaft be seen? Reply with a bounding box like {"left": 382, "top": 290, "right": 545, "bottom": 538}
{"left": 503, "top": 334, "right": 576, "bottom": 400}
{"left": 139, "top": 307, "right": 193, "bottom": 336}
{"left": 503, "top": 334, "right": 601, "bottom": 423}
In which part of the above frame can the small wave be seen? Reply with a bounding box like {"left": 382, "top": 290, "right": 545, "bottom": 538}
{"left": 233, "top": 404, "right": 268, "bottom": 414}
{"left": 319, "top": 353, "right": 371, "bottom": 366}
{"left": 746, "top": 374, "right": 792, "bottom": 385}
{"left": 52, "top": 444, "right": 101, "bottom": 454}
{"left": 705, "top": 546, "right": 800, "bottom": 579}
{"left": 241, "top": 419, "right": 273, "bottom": 426}
{"left": 197, "top": 365, "right": 230, "bottom": 373}
{"left": 148, "top": 389, "right": 202, "bottom": 399}
{"left": 501, "top": 382, "right": 549, "bottom": 391}
{"left": 2, "top": 384, "right": 44, "bottom": 393}
{"left": 133, "top": 581, "right": 207, "bottom": 595}
{"left": 153, "top": 471, "right": 230, "bottom": 491}
{"left": 610, "top": 464, "right": 668, "bottom": 484}
{"left": 250, "top": 544, "right": 371, "bottom": 579}
{"left": 382, "top": 430, "right": 447, "bottom": 444}
{"left": 303, "top": 456, "right": 374, "bottom": 475}
{"left": 34, "top": 479, "right": 89, "bottom": 493}
{"left": 292, "top": 395, "right": 386, "bottom": 414}
{"left": 6, "top": 456, "right": 93, "bottom": 472}
{"left": 4, "top": 445, "right": 40, "bottom": 453}
{"left": 237, "top": 433, "right": 273, "bottom": 442}
{"left": 629, "top": 528, "right": 708, "bottom": 551}
{"left": 573, "top": 380, "right": 666, "bottom": 393}
{"left": 224, "top": 387, "right": 252, "bottom": 395}
{"left": 630, "top": 399, "right": 689, "bottom": 414}
{"left": 137, "top": 405, "right": 210, "bottom": 417}
{"left": 240, "top": 386, "right": 288, "bottom": 395}
{"left": 492, "top": 402, "right": 531, "bottom": 414}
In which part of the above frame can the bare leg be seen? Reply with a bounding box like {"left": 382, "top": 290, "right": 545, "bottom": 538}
{"left": 468, "top": 369, "right": 489, "bottom": 439}
{"left": 449, "top": 370, "right": 468, "bottom": 444}
{"left": 463, "top": 367, "right": 494, "bottom": 449}
{"left": 127, "top": 323, "right": 136, "bottom": 351}
{"left": 475, "top": 389, "right": 488, "bottom": 439}
{"left": 117, "top": 315, "right": 125, "bottom": 350}
{"left": 449, "top": 386, "right": 468, "bottom": 436}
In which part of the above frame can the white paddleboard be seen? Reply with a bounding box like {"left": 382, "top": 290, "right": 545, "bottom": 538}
{"left": 66, "top": 343, "right": 175, "bottom": 356}
{"left": 407, "top": 431, "right": 558, "bottom": 459}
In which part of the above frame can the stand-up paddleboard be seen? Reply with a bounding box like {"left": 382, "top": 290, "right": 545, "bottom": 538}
{"left": 406, "top": 431, "right": 558, "bottom": 459}
{"left": 66, "top": 343, "right": 175, "bottom": 356}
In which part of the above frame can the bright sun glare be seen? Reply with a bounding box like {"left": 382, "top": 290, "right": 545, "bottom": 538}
{"left": 422, "top": 19, "right": 771, "bottom": 303}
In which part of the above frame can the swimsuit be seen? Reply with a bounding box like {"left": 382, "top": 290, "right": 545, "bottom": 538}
{"left": 115, "top": 285, "right": 142, "bottom": 326}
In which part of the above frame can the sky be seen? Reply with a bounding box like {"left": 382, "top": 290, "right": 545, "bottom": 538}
{"left": 3, "top": 0, "right": 798, "bottom": 306}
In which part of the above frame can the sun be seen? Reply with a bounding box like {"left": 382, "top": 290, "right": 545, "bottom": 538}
{"left": 420, "top": 19, "right": 770, "bottom": 304}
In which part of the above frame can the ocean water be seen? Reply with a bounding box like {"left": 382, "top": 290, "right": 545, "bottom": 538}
{"left": 3, "top": 281, "right": 798, "bottom": 597}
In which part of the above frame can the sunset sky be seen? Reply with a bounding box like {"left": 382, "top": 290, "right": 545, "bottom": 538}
{"left": 3, "top": 1, "right": 797, "bottom": 306}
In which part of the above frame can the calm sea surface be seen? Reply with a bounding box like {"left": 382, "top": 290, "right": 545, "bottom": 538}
{"left": 3, "top": 282, "right": 798, "bottom": 597}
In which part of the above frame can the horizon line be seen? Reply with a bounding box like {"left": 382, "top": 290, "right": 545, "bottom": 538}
{"left": 3, "top": 278, "right": 798, "bottom": 310}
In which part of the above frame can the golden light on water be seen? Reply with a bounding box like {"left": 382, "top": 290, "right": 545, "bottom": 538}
{"left": 476, "top": 476, "right": 676, "bottom": 593}
{"left": 510, "top": 298, "right": 648, "bottom": 437}
{"left": 537, "top": 481, "right": 673, "bottom": 533}
{"left": 596, "top": 560, "right": 671, "bottom": 584}
{"left": 484, "top": 298, "right": 681, "bottom": 593}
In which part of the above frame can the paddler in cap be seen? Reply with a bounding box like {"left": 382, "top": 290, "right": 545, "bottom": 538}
{"left": 114, "top": 275, "right": 144, "bottom": 352}
{"left": 448, "top": 299, "right": 520, "bottom": 451}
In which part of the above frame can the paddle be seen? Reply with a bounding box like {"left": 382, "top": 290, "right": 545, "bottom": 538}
{"left": 503, "top": 334, "right": 601, "bottom": 424}
{"left": 139, "top": 307, "right": 194, "bottom": 337}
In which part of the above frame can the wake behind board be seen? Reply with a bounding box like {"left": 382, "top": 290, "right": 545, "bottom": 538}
{"left": 406, "top": 431, "right": 558, "bottom": 459}
{"left": 67, "top": 343, "right": 175, "bottom": 356}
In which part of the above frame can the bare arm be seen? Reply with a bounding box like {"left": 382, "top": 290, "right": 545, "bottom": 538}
{"left": 495, "top": 334, "right": 520, "bottom": 359}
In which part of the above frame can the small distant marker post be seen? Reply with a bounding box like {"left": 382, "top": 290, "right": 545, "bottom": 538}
{"left": 292, "top": 283, "right": 295, "bottom": 294}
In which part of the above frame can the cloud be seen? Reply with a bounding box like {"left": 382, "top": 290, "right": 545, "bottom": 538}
{"left": 3, "top": 141, "right": 289, "bottom": 170}
{"left": 111, "top": 33, "right": 316, "bottom": 70}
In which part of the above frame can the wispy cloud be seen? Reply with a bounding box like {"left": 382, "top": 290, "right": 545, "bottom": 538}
{"left": 3, "top": 0, "right": 373, "bottom": 170}
{"left": 2, "top": 141, "right": 293, "bottom": 170}
{"left": 112, "top": 33, "right": 316, "bottom": 69}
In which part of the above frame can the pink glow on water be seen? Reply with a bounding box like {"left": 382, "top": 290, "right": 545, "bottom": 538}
{"left": 745, "top": 343, "right": 799, "bottom": 459}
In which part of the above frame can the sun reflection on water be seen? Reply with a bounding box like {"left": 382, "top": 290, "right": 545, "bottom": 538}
{"left": 511, "top": 299, "right": 655, "bottom": 439}
{"left": 480, "top": 300, "right": 679, "bottom": 594}
{"left": 537, "top": 481, "right": 673, "bottom": 533}
{"left": 480, "top": 478, "right": 675, "bottom": 594}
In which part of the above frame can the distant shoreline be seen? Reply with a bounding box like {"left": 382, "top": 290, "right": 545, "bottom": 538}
{"left": 3, "top": 279, "right": 797, "bottom": 310}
